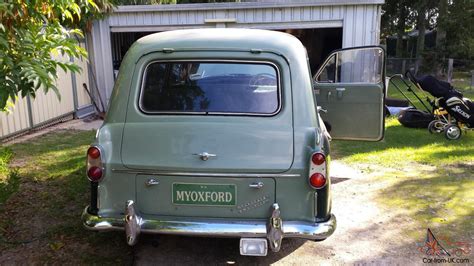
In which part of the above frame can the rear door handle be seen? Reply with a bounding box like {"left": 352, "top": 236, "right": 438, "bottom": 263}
{"left": 336, "top": 87, "right": 345, "bottom": 99}
{"left": 317, "top": 106, "right": 327, "bottom": 113}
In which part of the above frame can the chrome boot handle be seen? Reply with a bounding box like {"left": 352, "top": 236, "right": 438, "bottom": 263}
{"left": 249, "top": 182, "right": 264, "bottom": 189}
{"left": 193, "top": 152, "right": 217, "bottom": 161}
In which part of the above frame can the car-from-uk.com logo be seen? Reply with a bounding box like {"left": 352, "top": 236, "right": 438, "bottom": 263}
{"left": 417, "top": 228, "right": 471, "bottom": 263}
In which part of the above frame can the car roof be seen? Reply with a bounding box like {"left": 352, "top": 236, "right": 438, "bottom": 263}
{"left": 130, "top": 28, "right": 306, "bottom": 56}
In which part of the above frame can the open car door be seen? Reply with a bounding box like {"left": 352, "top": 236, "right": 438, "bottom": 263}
{"left": 313, "top": 46, "right": 385, "bottom": 141}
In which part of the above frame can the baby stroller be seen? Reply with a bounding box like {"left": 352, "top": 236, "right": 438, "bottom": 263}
{"left": 406, "top": 71, "right": 474, "bottom": 140}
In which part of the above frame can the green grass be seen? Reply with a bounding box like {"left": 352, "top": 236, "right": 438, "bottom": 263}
{"left": 387, "top": 77, "right": 433, "bottom": 111}
{"left": 0, "top": 130, "right": 131, "bottom": 263}
{"left": 333, "top": 118, "right": 474, "bottom": 239}
{"left": 0, "top": 147, "right": 20, "bottom": 205}
{"left": 333, "top": 118, "right": 474, "bottom": 167}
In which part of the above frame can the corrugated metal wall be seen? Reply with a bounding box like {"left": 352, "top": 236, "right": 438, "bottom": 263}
{"left": 75, "top": 47, "right": 94, "bottom": 110}
{"left": 91, "top": 1, "right": 384, "bottom": 106}
{"left": 0, "top": 44, "right": 92, "bottom": 140}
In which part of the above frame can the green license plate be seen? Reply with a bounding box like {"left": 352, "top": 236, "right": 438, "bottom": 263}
{"left": 172, "top": 183, "right": 236, "bottom": 206}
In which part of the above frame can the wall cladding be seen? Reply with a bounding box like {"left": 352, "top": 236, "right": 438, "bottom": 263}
{"left": 91, "top": 1, "right": 383, "bottom": 105}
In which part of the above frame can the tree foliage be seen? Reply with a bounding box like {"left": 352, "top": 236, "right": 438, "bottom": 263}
{"left": 438, "top": 0, "right": 474, "bottom": 60}
{"left": 0, "top": 0, "right": 114, "bottom": 111}
{"left": 382, "top": 0, "right": 473, "bottom": 60}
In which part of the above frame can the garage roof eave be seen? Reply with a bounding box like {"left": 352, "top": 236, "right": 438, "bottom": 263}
{"left": 114, "top": 0, "right": 385, "bottom": 13}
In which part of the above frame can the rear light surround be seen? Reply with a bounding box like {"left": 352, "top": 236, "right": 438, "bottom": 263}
{"left": 87, "top": 145, "right": 104, "bottom": 182}
{"left": 308, "top": 152, "right": 327, "bottom": 189}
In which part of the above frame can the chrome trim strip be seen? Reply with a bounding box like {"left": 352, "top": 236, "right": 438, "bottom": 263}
{"left": 138, "top": 59, "right": 282, "bottom": 117}
{"left": 82, "top": 207, "right": 336, "bottom": 241}
{"left": 111, "top": 168, "right": 300, "bottom": 178}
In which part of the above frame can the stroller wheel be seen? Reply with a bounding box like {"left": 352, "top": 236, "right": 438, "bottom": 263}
{"left": 428, "top": 120, "right": 444, "bottom": 134}
{"left": 444, "top": 124, "right": 462, "bottom": 140}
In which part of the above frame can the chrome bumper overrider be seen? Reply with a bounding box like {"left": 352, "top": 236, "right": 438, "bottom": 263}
{"left": 82, "top": 202, "right": 336, "bottom": 252}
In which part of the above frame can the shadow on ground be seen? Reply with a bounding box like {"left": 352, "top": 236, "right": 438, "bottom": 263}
{"left": 134, "top": 235, "right": 305, "bottom": 264}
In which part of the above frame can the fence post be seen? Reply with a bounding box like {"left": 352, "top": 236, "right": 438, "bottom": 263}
{"left": 415, "top": 59, "right": 420, "bottom": 75}
{"left": 26, "top": 95, "right": 34, "bottom": 129}
{"left": 447, "top": 58, "right": 454, "bottom": 83}
{"left": 70, "top": 55, "right": 79, "bottom": 118}
{"left": 471, "top": 70, "right": 474, "bottom": 88}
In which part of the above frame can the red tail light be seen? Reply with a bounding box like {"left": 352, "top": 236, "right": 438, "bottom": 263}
{"left": 311, "top": 153, "right": 325, "bottom": 165}
{"left": 87, "top": 147, "right": 101, "bottom": 159}
{"left": 310, "top": 173, "right": 326, "bottom": 188}
{"left": 88, "top": 166, "right": 103, "bottom": 182}
{"left": 87, "top": 146, "right": 103, "bottom": 182}
{"left": 308, "top": 152, "right": 328, "bottom": 189}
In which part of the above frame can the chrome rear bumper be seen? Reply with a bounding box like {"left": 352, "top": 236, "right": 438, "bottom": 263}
{"left": 82, "top": 203, "right": 336, "bottom": 250}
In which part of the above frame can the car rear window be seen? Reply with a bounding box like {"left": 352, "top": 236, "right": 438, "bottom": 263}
{"left": 139, "top": 61, "right": 279, "bottom": 115}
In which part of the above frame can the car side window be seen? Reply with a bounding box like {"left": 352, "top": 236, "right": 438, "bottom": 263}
{"left": 315, "top": 48, "right": 383, "bottom": 84}
{"left": 316, "top": 55, "right": 336, "bottom": 83}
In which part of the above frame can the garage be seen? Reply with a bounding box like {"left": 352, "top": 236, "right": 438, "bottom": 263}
{"left": 88, "top": 0, "right": 383, "bottom": 107}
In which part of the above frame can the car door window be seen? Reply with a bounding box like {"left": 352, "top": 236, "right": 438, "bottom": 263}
{"left": 316, "top": 55, "right": 336, "bottom": 83}
{"left": 313, "top": 46, "right": 385, "bottom": 141}
{"left": 316, "top": 48, "right": 383, "bottom": 84}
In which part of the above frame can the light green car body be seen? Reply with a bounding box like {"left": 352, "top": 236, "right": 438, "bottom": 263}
{"left": 82, "top": 29, "right": 385, "bottom": 253}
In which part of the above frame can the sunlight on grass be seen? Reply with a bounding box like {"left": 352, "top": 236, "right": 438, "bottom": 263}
{"left": 0, "top": 147, "right": 19, "bottom": 204}
{"left": 333, "top": 118, "right": 474, "bottom": 167}
{"left": 11, "top": 131, "right": 94, "bottom": 181}
{"left": 0, "top": 148, "right": 12, "bottom": 180}
{"left": 333, "top": 117, "right": 474, "bottom": 239}
{"left": 374, "top": 167, "right": 473, "bottom": 238}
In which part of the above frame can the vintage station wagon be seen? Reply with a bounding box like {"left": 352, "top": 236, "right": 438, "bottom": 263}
{"left": 82, "top": 29, "right": 385, "bottom": 256}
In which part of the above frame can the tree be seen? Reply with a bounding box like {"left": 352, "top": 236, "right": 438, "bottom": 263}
{"left": 435, "top": 0, "right": 448, "bottom": 51}
{"left": 382, "top": 0, "right": 416, "bottom": 58}
{"left": 0, "top": 0, "right": 114, "bottom": 111}
{"left": 415, "top": 1, "right": 427, "bottom": 58}
{"left": 436, "top": 0, "right": 474, "bottom": 60}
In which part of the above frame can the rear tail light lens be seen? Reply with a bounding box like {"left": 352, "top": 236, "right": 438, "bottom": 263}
{"left": 87, "top": 166, "right": 103, "bottom": 182}
{"left": 87, "top": 146, "right": 103, "bottom": 182}
{"left": 87, "top": 147, "right": 101, "bottom": 159}
{"left": 311, "top": 153, "right": 325, "bottom": 165}
{"left": 308, "top": 152, "right": 327, "bottom": 189}
{"left": 310, "top": 173, "right": 326, "bottom": 188}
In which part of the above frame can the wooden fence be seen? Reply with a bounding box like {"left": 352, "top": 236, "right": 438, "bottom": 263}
{"left": 0, "top": 44, "right": 94, "bottom": 141}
